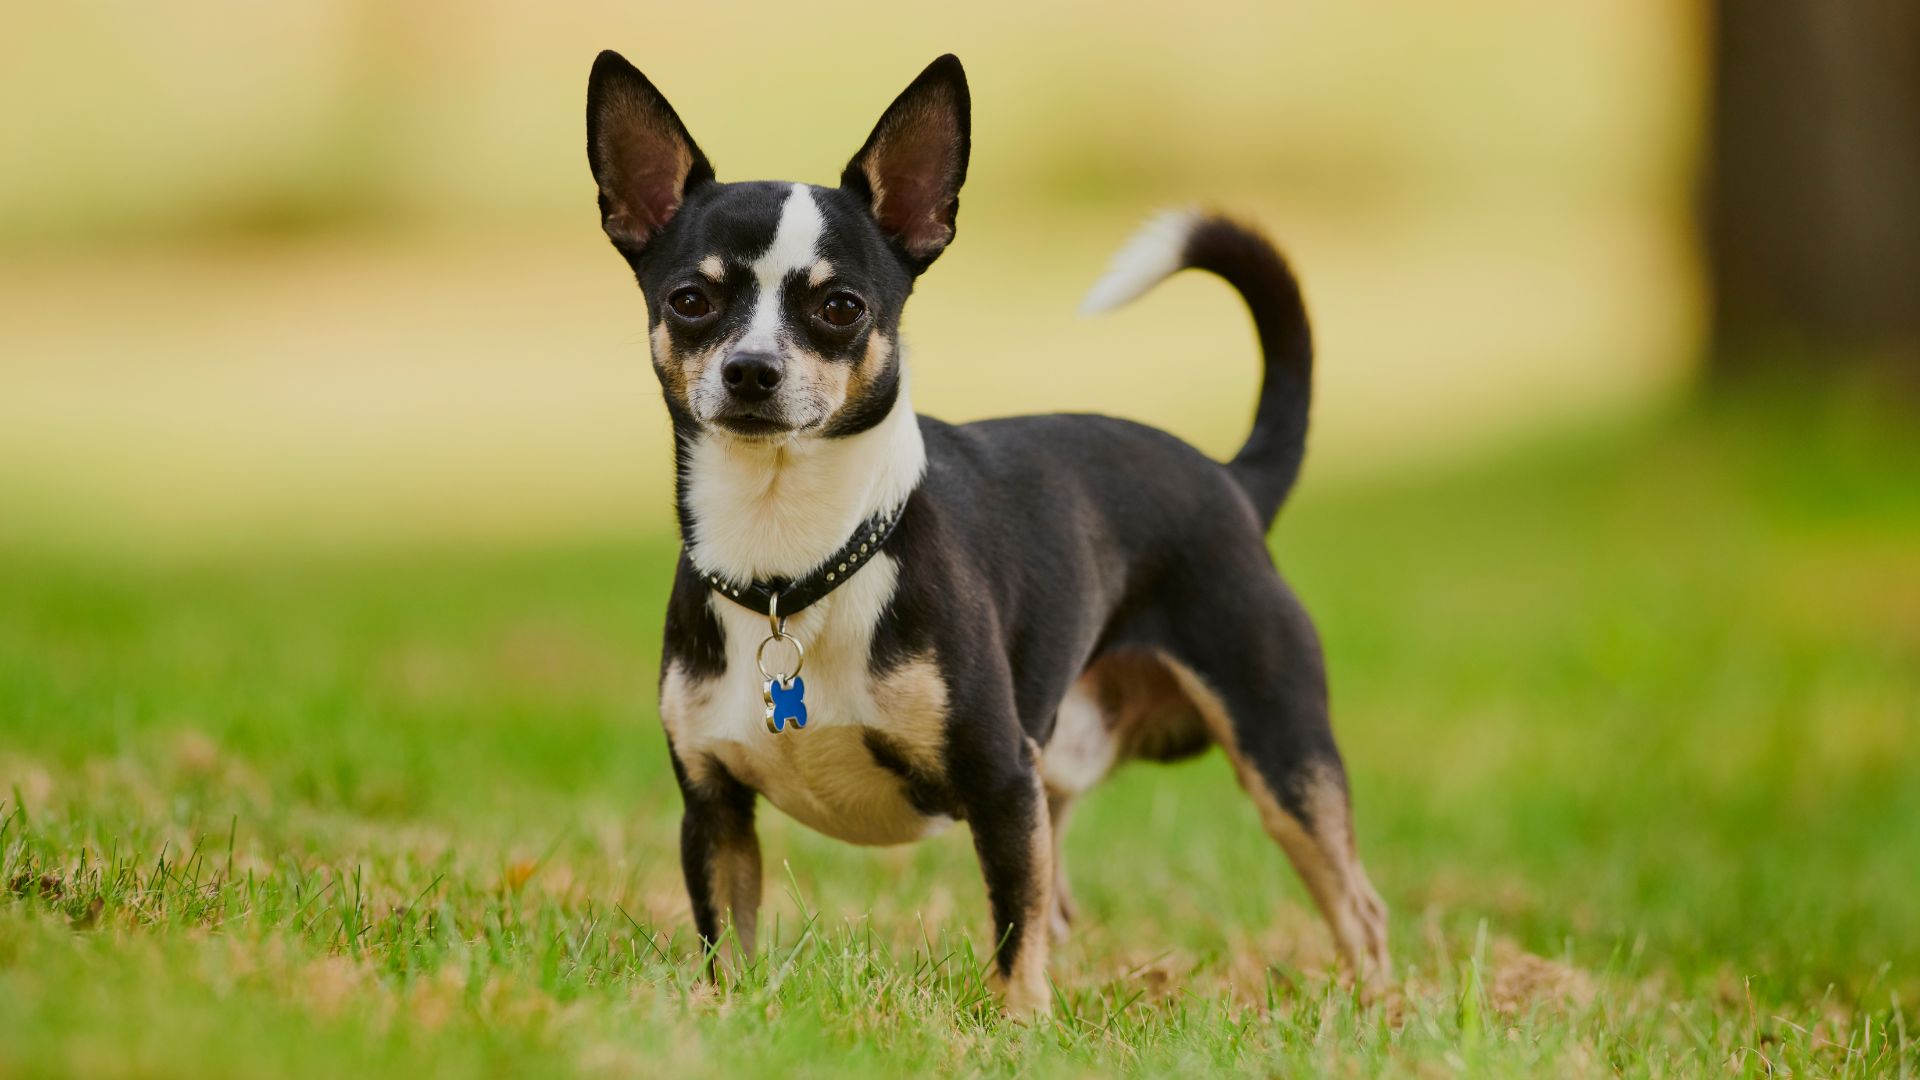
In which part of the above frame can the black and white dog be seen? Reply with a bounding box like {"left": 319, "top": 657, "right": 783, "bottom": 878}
{"left": 585, "top": 52, "right": 1389, "bottom": 1015}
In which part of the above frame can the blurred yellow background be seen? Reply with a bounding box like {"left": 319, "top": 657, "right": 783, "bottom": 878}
{"left": 0, "top": 1, "right": 1702, "bottom": 552}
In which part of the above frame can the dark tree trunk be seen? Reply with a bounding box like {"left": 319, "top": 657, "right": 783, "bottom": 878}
{"left": 1705, "top": 0, "right": 1920, "bottom": 384}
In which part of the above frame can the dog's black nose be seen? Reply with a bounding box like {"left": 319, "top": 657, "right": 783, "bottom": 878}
{"left": 722, "top": 351, "right": 783, "bottom": 401}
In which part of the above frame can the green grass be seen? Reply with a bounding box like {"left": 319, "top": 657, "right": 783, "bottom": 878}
{"left": 3, "top": 394, "right": 1917, "bottom": 1077}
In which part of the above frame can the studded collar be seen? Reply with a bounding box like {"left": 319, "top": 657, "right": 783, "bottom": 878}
{"left": 696, "top": 501, "right": 907, "bottom": 620}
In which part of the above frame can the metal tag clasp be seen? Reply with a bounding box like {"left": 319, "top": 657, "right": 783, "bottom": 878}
{"left": 755, "top": 591, "right": 807, "bottom": 734}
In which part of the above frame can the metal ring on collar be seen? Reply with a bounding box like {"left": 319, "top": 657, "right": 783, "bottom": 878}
{"left": 755, "top": 631, "right": 805, "bottom": 684}
{"left": 767, "top": 590, "right": 786, "bottom": 638}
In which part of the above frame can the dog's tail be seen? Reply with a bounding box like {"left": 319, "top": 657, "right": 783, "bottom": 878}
{"left": 1081, "top": 209, "right": 1313, "bottom": 528}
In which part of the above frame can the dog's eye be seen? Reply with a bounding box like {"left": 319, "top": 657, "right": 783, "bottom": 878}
{"left": 668, "top": 288, "right": 712, "bottom": 320}
{"left": 818, "top": 293, "right": 865, "bottom": 328}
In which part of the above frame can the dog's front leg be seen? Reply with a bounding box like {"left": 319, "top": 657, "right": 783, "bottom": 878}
{"left": 672, "top": 753, "right": 762, "bottom": 977}
{"left": 961, "top": 743, "right": 1054, "bottom": 1018}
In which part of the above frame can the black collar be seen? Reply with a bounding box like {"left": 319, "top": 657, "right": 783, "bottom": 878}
{"left": 697, "top": 501, "right": 907, "bottom": 620}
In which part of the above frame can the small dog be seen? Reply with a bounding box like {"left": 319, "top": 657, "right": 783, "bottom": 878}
{"left": 585, "top": 52, "right": 1389, "bottom": 1015}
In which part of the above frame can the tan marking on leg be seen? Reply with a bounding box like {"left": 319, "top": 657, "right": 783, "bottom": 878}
{"left": 1161, "top": 656, "right": 1392, "bottom": 982}
{"left": 708, "top": 830, "right": 762, "bottom": 969}
{"left": 994, "top": 755, "right": 1053, "bottom": 1018}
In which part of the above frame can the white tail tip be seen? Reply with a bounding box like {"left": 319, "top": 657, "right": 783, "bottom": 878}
{"left": 1079, "top": 208, "right": 1202, "bottom": 316}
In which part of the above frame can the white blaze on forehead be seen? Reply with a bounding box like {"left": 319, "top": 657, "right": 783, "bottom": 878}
{"left": 758, "top": 184, "right": 825, "bottom": 276}
{"left": 739, "top": 184, "right": 824, "bottom": 350}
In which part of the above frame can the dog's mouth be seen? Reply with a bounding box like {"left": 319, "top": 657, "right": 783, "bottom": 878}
{"left": 711, "top": 408, "right": 794, "bottom": 439}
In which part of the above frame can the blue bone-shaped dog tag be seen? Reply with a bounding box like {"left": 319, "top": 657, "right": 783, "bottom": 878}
{"left": 763, "top": 676, "right": 808, "bottom": 733}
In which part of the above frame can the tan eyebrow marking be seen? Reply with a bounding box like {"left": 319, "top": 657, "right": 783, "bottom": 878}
{"left": 698, "top": 255, "right": 725, "bottom": 280}
{"left": 807, "top": 259, "right": 834, "bottom": 288}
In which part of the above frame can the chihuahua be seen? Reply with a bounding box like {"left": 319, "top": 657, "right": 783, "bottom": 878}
{"left": 585, "top": 51, "right": 1389, "bottom": 1015}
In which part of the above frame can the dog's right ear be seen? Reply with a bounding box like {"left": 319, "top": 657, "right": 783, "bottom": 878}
{"left": 586, "top": 51, "right": 713, "bottom": 254}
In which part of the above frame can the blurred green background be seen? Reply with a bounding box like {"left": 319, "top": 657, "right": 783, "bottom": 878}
{"left": 0, "top": 0, "right": 1701, "bottom": 551}
{"left": 4, "top": 3, "right": 1917, "bottom": 1076}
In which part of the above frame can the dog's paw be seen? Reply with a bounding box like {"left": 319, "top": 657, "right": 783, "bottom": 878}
{"left": 990, "top": 971, "right": 1054, "bottom": 1021}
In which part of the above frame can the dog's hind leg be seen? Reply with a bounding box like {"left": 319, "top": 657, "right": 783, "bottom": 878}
{"left": 1162, "top": 576, "right": 1391, "bottom": 981}
{"left": 1044, "top": 789, "right": 1079, "bottom": 941}
{"left": 1037, "top": 680, "right": 1118, "bottom": 943}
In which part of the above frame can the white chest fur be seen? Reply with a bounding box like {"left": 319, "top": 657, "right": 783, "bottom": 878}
{"left": 683, "top": 388, "right": 925, "bottom": 581}
{"left": 661, "top": 398, "right": 950, "bottom": 846}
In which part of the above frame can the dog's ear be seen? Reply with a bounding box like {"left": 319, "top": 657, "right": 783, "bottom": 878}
{"left": 841, "top": 55, "right": 970, "bottom": 271}
{"left": 586, "top": 50, "right": 713, "bottom": 254}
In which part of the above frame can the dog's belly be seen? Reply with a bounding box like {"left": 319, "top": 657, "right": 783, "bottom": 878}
{"left": 711, "top": 725, "right": 949, "bottom": 846}
{"left": 668, "top": 669, "right": 953, "bottom": 846}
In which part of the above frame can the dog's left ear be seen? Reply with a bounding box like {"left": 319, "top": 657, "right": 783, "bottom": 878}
{"left": 841, "top": 55, "right": 970, "bottom": 271}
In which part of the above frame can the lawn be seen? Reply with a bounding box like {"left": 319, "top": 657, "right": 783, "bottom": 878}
{"left": 2, "top": 391, "right": 1916, "bottom": 1077}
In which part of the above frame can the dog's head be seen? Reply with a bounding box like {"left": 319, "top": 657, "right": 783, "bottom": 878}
{"left": 587, "top": 52, "right": 969, "bottom": 441}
